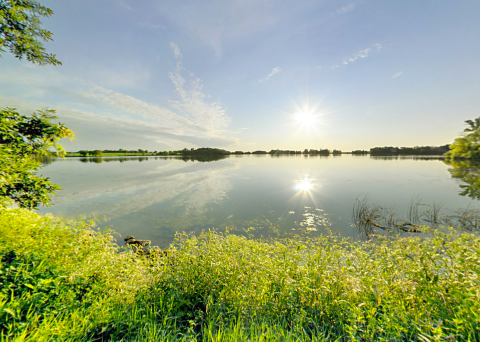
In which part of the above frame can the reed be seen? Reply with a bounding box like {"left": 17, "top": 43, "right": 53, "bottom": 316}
{"left": 353, "top": 197, "right": 480, "bottom": 237}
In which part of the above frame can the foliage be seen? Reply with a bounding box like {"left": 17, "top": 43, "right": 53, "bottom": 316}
{"left": 268, "top": 149, "right": 301, "bottom": 155}
{"left": 179, "top": 147, "right": 228, "bottom": 156}
{"left": 90, "top": 150, "right": 102, "bottom": 156}
{"left": 370, "top": 145, "right": 450, "bottom": 156}
{"left": 351, "top": 150, "right": 368, "bottom": 155}
{"left": 445, "top": 118, "right": 480, "bottom": 159}
{"left": 0, "top": 107, "right": 74, "bottom": 208}
{"left": 0, "top": 208, "right": 154, "bottom": 341}
{"left": 0, "top": 0, "right": 61, "bottom": 65}
{"left": 302, "top": 149, "right": 330, "bottom": 155}
{"left": 1, "top": 208, "right": 479, "bottom": 341}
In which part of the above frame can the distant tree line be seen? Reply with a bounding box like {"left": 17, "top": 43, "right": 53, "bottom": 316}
{"left": 68, "top": 145, "right": 451, "bottom": 158}
{"left": 351, "top": 150, "right": 369, "bottom": 155}
{"left": 69, "top": 148, "right": 346, "bottom": 156}
{"left": 178, "top": 147, "right": 228, "bottom": 156}
{"left": 79, "top": 150, "right": 103, "bottom": 156}
{"left": 369, "top": 145, "right": 450, "bottom": 156}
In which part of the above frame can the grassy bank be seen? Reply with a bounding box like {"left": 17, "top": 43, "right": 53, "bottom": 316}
{"left": 0, "top": 209, "right": 479, "bottom": 341}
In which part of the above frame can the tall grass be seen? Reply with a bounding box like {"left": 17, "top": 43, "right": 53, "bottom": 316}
{"left": 353, "top": 197, "right": 480, "bottom": 238}
{"left": 1, "top": 208, "right": 479, "bottom": 341}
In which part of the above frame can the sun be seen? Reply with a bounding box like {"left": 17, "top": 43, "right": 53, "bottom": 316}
{"left": 294, "top": 111, "right": 316, "bottom": 126}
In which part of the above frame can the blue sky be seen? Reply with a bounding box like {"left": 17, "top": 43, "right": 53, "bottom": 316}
{"left": 1, "top": 0, "right": 479, "bottom": 152}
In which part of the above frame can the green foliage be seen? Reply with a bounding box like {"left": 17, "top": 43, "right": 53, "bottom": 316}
{"left": 0, "top": 209, "right": 154, "bottom": 340}
{"left": 179, "top": 147, "right": 229, "bottom": 156}
{"left": 370, "top": 145, "right": 450, "bottom": 156}
{"left": 445, "top": 117, "right": 480, "bottom": 159}
{"left": 0, "top": 107, "right": 74, "bottom": 209}
{"left": 301, "top": 149, "right": 330, "bottom": 155}
{"left": 1, "top": 208, "right": 479, "bottom": 341}
{"left": 444, "top": 159, "right": 480, "bottom": 199}
{"left": 0, "top": 0, "right": 61, "bottom": 65}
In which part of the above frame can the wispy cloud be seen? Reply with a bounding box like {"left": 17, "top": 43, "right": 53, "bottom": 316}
{"left": 170, "top": 42, "right": 182, "bottom": 59}
{"left": 392, "top": 71, "right": 403, "bottom": 78}
{"left": 332, "top": 43, "right": 382, "bottom": 68}
{"left": 74, "top": 85, "right": 202, "bottom": 133}
{"left": 336, "top": 3, "right": 355, "bottom": 14}
{"left": 0, "top": 43, "right": 236, "bottom": 149}
{"left": 259, "top": 67, "right": 282, "bottom": 83}
{"left": 168, "top": 43, "right": 230, "bottom": 132}
{"left": 0, "top": 94, "right": 237, "bottom": 150}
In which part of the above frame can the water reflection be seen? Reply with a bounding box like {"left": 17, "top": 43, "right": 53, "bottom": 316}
{"left": 444, "top": 159, "right": 480, "bottom": 200}
{"left": 42, "top": 155, "right": 229, "bottom": 166}
{"left": 75, "top": 155, "right": 227, "bottom": 163}
{"left": 298, "top": 207, "right": 332, "bottom": 232}
{"left": 295, "top": 175, "right": 314, "bottom": 191}
{"left": 37, "top": 155, "right": 479, "bottom": 247}
{"left": 370, "top": 156, "right": 445, "bottom": 161}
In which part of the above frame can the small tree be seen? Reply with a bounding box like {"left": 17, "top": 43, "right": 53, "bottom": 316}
{"left": 445, "top": 117, "right": 480, "bottom": 159}
{"left": 79, "top": 150, "right": 89, "bottom": 157}
{"left": 92, "top": 150, "right": 102, "bottom": 157}
{"left": 0, "top": 108, "right": 74, "bottom": 208}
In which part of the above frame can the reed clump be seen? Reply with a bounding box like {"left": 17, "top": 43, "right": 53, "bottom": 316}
{"left": 1, "top": 208, "right": 479, "bottom": 341}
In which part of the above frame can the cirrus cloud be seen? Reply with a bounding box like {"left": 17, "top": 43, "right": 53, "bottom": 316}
{"left": 258, "top": 67, "right": 282, "bottom": 83}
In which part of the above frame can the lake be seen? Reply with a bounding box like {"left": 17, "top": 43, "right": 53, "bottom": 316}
{"left": 38, "top": 155, "right": 479, "bottom": 248}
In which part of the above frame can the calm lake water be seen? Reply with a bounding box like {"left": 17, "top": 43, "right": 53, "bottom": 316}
{"left": 38, "top": 155, "right": 478, "bottom": 248}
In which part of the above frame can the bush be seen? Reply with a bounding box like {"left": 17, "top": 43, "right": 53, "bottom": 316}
{"left": 0, "top": 209, "right": 479, "bottom": 341}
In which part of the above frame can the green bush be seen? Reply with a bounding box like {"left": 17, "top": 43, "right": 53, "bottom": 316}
{"left": 0, "top": 209, "right": 479, "bottom": 341}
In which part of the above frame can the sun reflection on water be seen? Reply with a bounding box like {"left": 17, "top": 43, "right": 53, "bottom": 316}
{"left": 288, "top": 174, "right": 333, "bottom": 233}
{"left": 295, "top": 175, "right": 314, "bottom": 191}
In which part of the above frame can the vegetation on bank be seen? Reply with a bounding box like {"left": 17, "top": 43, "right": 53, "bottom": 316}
{"left": 66, "top": 152, "right": 158, "bottom": 157}
{"left": 445, "top": 117, "right": 480, "bottom": 159}
{"left": 65, "top": 145, "right": 454, "bottom": 158}
{"left": 1, "top": 208, "right": 479, "bottom": 341}
{"left": 370, "top": 145, "right": 450, "bottom": 156}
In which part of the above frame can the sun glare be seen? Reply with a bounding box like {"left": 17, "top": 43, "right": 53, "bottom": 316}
{"left": 294, "top": 111, "right": 315, "bottom": 126}
{"left": 295, "top": 175, "right": 313, "bottom": 192}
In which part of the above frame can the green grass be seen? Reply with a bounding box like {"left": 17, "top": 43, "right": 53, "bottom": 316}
{"left": 0, "top": 208, "right": 479, "bottom": 341}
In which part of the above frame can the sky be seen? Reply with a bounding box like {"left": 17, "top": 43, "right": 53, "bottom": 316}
{"left": 1, "top": 0, "right": 480, "bottom": 152}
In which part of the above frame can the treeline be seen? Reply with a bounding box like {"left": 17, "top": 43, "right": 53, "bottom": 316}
{"left": 67, "top": 145, "right": 451, "bottom": 157}
{"left": 177, "top": 147, "right": 228, "bottom": 156}
{"left": 68, "top": 148, "right": 342, "bottom": 157}
{"left": 369, "top": 145, "right": 450, "bottom": 156}
{"left": 78, "top": 150, "right": 103, "bottom": 156}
